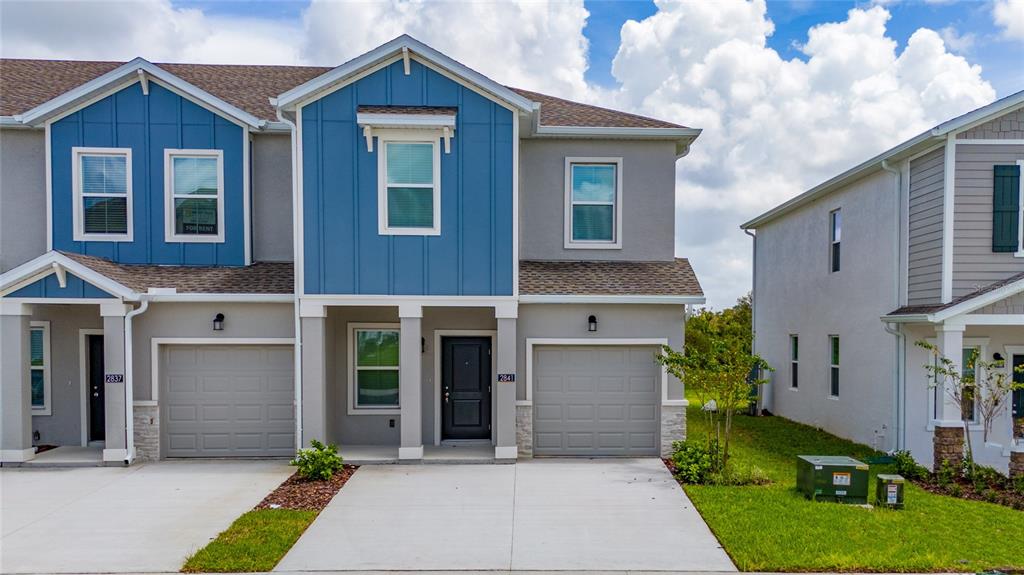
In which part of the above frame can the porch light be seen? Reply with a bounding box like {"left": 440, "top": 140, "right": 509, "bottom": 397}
{"left": 212, "top": 313, "right": 225, "bottom": 331}
{"left": 994, "top": 352, "right": 1004, "bottom": 362}
{"left": 588, "top": 315, "right": 597, "bottom": 332}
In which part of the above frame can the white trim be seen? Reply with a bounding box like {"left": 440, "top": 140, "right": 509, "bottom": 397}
{"left": 29, "top": 321, "right": 52, "bottom": 416}
{"left": 2, "top": 298, "right": 119, "bottom": 306}
{"left": 376, "top": 131, "right": 442, "bottom": 236}
{"left": 45, "top": 121, "right": 52, "bottom": 251}
{"left": 398, "top": 445, "right": 424, "bottom": 460}
{"left": 524, "top": 338, "right": 674, "bottom": 405}
{"left": 829, "top": 208, "right": 841, "bottom": 273}
{"left": 133, "top": 400, "right": 158, "bottom": 407}
{"left": 163, "top": 149, "right": 226, "bottom": 243}
{"left": 0, "top": 448, "right": 37, "bottom": 463}
{"left": 149, "top": 337, "right": 295, "bottom": 403}
{"left": 143, "top": 293, "right": 293, "bottom": 303}
{"left": 357, "top": 112, "right": 456, "bottom": 130}
{"left": 433, "top": 330, "right": 497, "bottom": 445}
{"left": 955, "top": 139, "right": 1024, "bottom": 145}
{"left": 79, "top": 328, "right": 104, "bottom": 446}
{"left": 564, "top": 157, "right": 623, "bottom": 249}
{"left": 494, "top": 445, "right": 517, "bottom": 459}
{"left": 924, "top": 337, "right": 989, "bottom": 429}
{"left": 941, "top": 135, "right": 956, "bottom": 303}
{"left": 512, "top": 112, "right": 520, "bottom": 298}
{"left": 102, "top": 448, "right": 130, "bottom": 462}
{"left": 72, "top": 147, "right": 134, "bottom": 242}
{"left": 0, "top": 252, "right": 137, "bottom": 299}
{"left": 965, "top": 314, "right": 1024, "bottom": 325}
{"left": 243, "top": 132, "right": 252, "bottom": 265}
{"left": 519, "top": 294, "right": 705, "bottom": 305}
{"left": 300, "top": 294, "right": 516, "bottom": 310}
{"left": 347, "top": 323, "right": 402, "bottom": 416}
{"left": 1016, "top": 159, "right": 1024, "bottom": 256}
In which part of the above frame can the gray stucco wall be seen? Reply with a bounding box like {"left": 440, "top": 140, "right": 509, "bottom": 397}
{"left": 753, "top": 169, "right": 899, "bottom": 451}
{"left": 956, "top": 107, "right": 1024, "bottom": 140}
{"left": 519, "top": 139, "right": 677, "bottom": 262}
{"left": 907, "top": 147, "right": 945, "bottom": 305}
{"left": 0, "top": 128, "right": 47, "bottom": 272}
{"left": 251, "top": 133, "right": 294, "bottom": 262}
{"left": 952, "top": 143, "right": 1024, "bottom": 297}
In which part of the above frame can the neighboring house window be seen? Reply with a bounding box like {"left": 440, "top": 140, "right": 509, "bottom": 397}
{"left": 378, "top": 138, "right": 440, "bottom": 235}
{"left": 829, "top": 335, "right": 840, "bottom": 397}
{"left": 991, "top": 163, "right": 1022, "bottom": 254}
{"left": 565, "top": 157, "right": 623, "bottom": 249}
{"left": 73, "top": 148, "right": 132, "bottom": 241}
{"left": 351, "top": 325, "right": 400, "bottom": 412}
{"left": 165, "top": 150, "right": 224, "bottom": 243}
{"left": 790, "top": 335, "right": 799, "bottom": 389}
{"left": 30, "top": 322, "right": 51, "bottom": 415}
{"left": 829, "top": 209, "right": 841, "bottom": 272}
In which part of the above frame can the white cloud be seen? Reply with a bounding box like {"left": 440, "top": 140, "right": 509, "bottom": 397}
{"left": 0, "top": 0, "right": 999, "bottom": 308}
{"left": 993, "top": 0, "right": 1024, "bottom": 40}
{"left": 939, "top": 26, "right": 975, "bottom": 53}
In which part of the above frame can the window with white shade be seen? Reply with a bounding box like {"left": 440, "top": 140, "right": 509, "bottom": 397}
{"left": 165, "top": 150, "right": 224, "bottom": 242}
{"left": 565, "top": 158, "right": 622, "bottom": 248}
{"left": 379, "top": 139, "right": 440, "bottom": 235}
{"left": 30, "top": 322, "right": 51, "bottom": 415}
{"left": 73, "top": 148, "right": 132, "bottom": 241}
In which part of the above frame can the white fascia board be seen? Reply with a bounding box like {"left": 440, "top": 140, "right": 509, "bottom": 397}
{"left": 356, "top": 112, "right": 456, "bottom": 129}
{"left": 880, "top": 313, "right": 934, "bottom": 324}
{"left": 0, "top": 251, "right": 136, "bottom": 299}
{"left": 931, "top": 277, "right": 1024, "bottom": 323}
{"left": 930, "top": 90, "right": 1024, "bottom": 136}
{"left": 533, "top": 125, "right": 701, "bottom": 139}
{"left": 519, "top": 294, "right": 706, "bottom": 305}
{"left": 0, "top": 116, "right": 37, "bottom": 129}
{"left": 274, "top": 35, "right": 535, "bottom": 113}
{"left": 143, "top": 293, "right": 294, "bottom": 303}
{"left": 17, "top": 58, "right": 265, "bottom": 129}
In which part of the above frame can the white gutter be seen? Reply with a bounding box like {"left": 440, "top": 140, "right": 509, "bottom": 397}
{"left": 142, "top": 293, "right": 293, "bottom": 303}
{"left": 123, "top": 298, "right": 150, "bottom": 464}
{"left": 744, "top": 228, "right": 767, "bottom": 413}
{"left": 881, "top": 159, "right": 903, "bottom": 451}
{"left": 0, "top": 116, "right": 37, "bottom": 129}
{"left": 278, "top": 108, "right": 303, "bottom": 452}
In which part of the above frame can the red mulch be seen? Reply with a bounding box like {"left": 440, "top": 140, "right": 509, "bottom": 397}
{"left": 254, "top": 465, "right": 358, "bottom": 511}
{"left": 35, "top": 445, "right": 58, "bottom": 454}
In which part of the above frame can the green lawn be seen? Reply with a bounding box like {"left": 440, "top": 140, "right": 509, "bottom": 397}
{"left": 682, "top": 403, "right": 1024, "bottom": 572}
{"left": 181, "top": 509, "right": 317, "bottom": 573}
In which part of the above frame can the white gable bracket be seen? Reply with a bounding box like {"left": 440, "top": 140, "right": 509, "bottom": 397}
{"left": 137, "top": 69, "right": 149, "bottom": 96}
{"left": 51, "top": 262, "right": 67, "bottom": 289}
{"left": 402, "top": 47, "right": 411, "bottom": 76}
{"left": 363, "top": 125, "right": 374, "bottom": 152}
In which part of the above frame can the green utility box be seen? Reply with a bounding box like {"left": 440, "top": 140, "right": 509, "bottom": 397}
{"left": 796, "top": 455, "right": 869, "bottom": 504}
{"left": 876, "top": 474, "right": 905, "bottom": 509}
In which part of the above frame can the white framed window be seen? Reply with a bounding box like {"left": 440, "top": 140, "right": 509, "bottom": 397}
{"left": 829, "top": 208, "right": 841, "bottom": 273}
{"left": 164, "top": 149, "right": 225, "bottom": 243}
{"left": 925, "top": 337, "right": 988, "bottom": 428}
{"left": 348, "top": 323, "right": 401, "bottom": 415}
{"left": 564, "top": 157, "right": 623, "bottom": 249}
{"left": 72, "top": 147, "right": 133, "bottom": 242}
{"left": 377, "top": 132, "right": 441, "bottom": 236}
{"left": 829, "top": 335, "right": 840, "bottom": 398}
{"left": 960, "top": 345, "right": 986, "bottom": 424}
{"left": 790, "top": 334, "right": 799, "bottom": 389}
{"left": 30, "top": 321, "right": 51, "bottom": 415}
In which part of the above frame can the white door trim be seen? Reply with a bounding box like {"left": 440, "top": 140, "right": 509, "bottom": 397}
{"left": 433, "top": 329, "right": 497, "bottom": 446}
{"left": 149, "top": 337, "right": 295, "bottom": 402}
{"left": 78, "top": 328, "right": 104, "bottom": 446}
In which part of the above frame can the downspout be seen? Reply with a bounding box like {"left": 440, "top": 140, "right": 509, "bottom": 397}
{"left": 744, "top": 228, "right": 767, "bottom": 413}
{"left": 881, "top": 159, "right": 904, "bottom": 451}
{"left": 124, "top": 297, "right": 149, "bottom": 464}
{"left": 278, "top": 108, "right": 302, "bottom": 451}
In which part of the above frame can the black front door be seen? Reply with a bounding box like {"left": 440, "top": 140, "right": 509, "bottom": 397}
{"left": 88, "top": 335, "right": 105, "bottom": 442}
{"left": 1013, "top": 355, "right": 1024, "bottom": 424}
{"left": 441, "top": 337, "right": 491, "bottom": 440}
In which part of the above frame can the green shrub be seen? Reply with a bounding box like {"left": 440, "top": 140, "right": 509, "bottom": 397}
{"left": 937, "top": 459, "right": 959, "bottom": 487}
{"left": 890, "top": 450, "right": 929, "bottom": 481}
{"left": 671, "top": 440, "right": 714, "bottom": 484}
{"left": 948, "top": 483, "right": 963, "bottom": 498}
{"left": 1013, "top": 474, "right": 1024, "bottom": 495}
{"left": 290, "top": 439, "right": 344, "bottom": 481}
{"left": 709, "top": 465, "right": 772, "bottom": 486}
{"left": 966, "top": 464, "right": 1006, "bottom": 491}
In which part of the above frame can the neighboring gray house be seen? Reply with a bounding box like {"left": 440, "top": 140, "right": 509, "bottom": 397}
{"left": 743, "top": 91, "right": 1024, "bottom": 477}
{"left": 0, "top": 36, "right": 704, "bottom": 466}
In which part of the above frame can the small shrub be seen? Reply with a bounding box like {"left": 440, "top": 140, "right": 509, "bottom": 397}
{"left": 891, "top": 450, "right": 929, "bottom": 480}
{"left": 966, "top": 464, "right": 1006, "bottom": 491}
{"left": 937, "top": 459, "right": 959, "bottom": 487}
{"left": 710, "top": 465, "right": 772, "bottom": 486}
{"left": 1013, "top": 474, "right": 1024, "bottom": 495}
{"left": 290, "top": 439, "right": 344, "bottom": 481}
{"left": 982, "top": 488, "right": 999, "bottom": 503}
{"left": 670, "top": 440, "right": 714, "bottom": 484}
{"left": 948, "top": 483, "right": 963, "bottom": 498}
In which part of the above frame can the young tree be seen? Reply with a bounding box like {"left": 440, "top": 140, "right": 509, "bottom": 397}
{"left": 918, "top": 341, "right": 978, "bottom": 471}
{"left": 972, "top": 354, "right": 1024, "bottom": 443}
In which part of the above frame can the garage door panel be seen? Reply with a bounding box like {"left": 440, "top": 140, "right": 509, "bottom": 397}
{"left": 534, "top": 345, "right": 660, "bottom": 457}
{"left": 162, "top": 344, "right": 295, "bottom": 458}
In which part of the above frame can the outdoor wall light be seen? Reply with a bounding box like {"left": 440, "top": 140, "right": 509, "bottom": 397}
{"left": 994, "top": 352, "right": 1004, "bottom": 362}
{"left": 212, "top": 313, "right": 225, "bottom": 331}
{"left": 588, "top": 315, "right": 598, "bottom": 332}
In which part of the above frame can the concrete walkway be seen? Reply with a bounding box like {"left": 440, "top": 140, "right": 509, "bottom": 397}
{"left": 276, "top": 458, "right": 736, "bottom": 572}
{"left": 0, "top": 460, "right": 292, "bottom": 574}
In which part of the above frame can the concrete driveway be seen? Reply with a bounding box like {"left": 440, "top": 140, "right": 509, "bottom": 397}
{"left": 276, "top": 458, "right": 736, "bottom": 572}
{"left": 0, "top": 460, "right": 292, "bottom": 574}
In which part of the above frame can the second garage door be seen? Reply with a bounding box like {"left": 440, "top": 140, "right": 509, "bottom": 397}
{"left": 162, "top": 344, "right": 295, "bottom": 458}
{"left": 533, "top": 345, "right": 660, "bottom": 456}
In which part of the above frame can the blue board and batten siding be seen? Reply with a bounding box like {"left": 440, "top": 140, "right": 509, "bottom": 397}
{"left": 301, "top": 60, "right": 514, "bottom": 296}
{"left": 50, "top": 82, "right": 246, "bottom": 266}
{"left": 8, "top": 272, "right": 113, "bottom": 298}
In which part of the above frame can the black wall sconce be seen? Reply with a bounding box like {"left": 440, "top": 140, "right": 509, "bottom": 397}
{"left": 212, "top": 313, "right": 225, "bottom": 331}
{"left": 994, "top": 352, "right": 1004, "bottom": 362}
{"left": 588, "top": 315, "right": 598, "bottom": 332}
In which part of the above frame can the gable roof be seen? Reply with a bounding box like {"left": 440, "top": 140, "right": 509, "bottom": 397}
{"left": 519, "top": 259, "right": 704, "bottom": 303}
{"left": 885, "top": 270, "right": 1024, "bottom": 323}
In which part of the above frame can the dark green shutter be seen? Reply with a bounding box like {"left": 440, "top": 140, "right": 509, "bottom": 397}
{"left": 992, "top": 165, "right": 1021, "bottom": 252}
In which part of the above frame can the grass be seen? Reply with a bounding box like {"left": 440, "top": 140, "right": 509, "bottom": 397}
{"left": 682, "top": 401, "right": 1024, "bottom": 572}
{"left": 181, "top": 509, "right": 317, "bottom": 573}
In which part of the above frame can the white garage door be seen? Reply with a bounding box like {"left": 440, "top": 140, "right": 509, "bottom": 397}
{"left": 533, "top": 345, "right": 660, "bottom": 456}
{"left": 162, "top": 344, "right": 295, "bottom": 458}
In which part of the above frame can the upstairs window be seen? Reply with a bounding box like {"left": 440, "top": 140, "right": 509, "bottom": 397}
{"left": 165, "top": 150, "right": 224, "bottom": 243}
{"left": 30, "top": 322, "right": 50, "bottom": 415}
{"left": 565, "top": 158, "right": 622, "bottom": 248}
{"left": 73, "top": 148, "right": 132, "bottom": 241}
{"left": 829, "top": 335, "right": 840, "bottom": 398}
{"left": 790, "top": 335, "right": 799, "bottom": 389}
{"left": 830, "top": 209, "right": 841, "bottom": 272}
{"left": 379, "top": 139, "right": 440, "bottom": 235}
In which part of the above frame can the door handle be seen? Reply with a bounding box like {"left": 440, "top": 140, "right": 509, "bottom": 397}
{"left": 444, "top": 391, "right": 450, "bottom": 403}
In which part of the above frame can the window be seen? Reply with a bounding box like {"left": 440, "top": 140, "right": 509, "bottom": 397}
{"left": 565, "top": 157, "right": 622, "bottom": 248}
{"left": 961, "top": 347, "right": 979, "bottom": 423}
{"left": 29, "top": 322, "right": 51, "bottom": 415}
{"left": 830, "top": 209, "right": 841, "bottom": 272}
{"left": 829, "top": 335, "right": 840, "bottom": 397}
{"left": 379, "top": 139, "right": 440, "bottom": 235}
{"left": 165, "top": 150, "right": 224, "bottom": 242}
{"left": 350, "top": 325, "right": 400, "bottom": 413}
{"left": 790, "top": 335, "right": 799, "bottom": 389}
{"left": 73, "top": 148, "right": 132, "bottom": 241}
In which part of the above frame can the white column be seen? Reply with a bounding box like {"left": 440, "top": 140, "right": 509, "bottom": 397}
{"left": 494, "top": 302, "right": 518, "bottom": 460}
{"left": 935, "top": 322, "right": 965, "bottom": 426}
{"left": 0, "top": 302, "right": 35, "bottom": 463}
{"left": 399, "top": 304, "right": 423, "bottom": 461}
{"left": 300, "top": 303, "right": 328, "bottom": 448}
{"left": 100, "top": 302, "right": 132, "bottom": 463}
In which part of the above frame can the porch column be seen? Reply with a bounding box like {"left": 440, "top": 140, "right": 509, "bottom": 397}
{"left": 933, "top": 321, "right": 965, "bottom": 470}
{"left": 398, "top": 304, "right": 423, "bottom": 461}
{"left": 0, "top": 303, "right": 35, "bottom": 463}
{"left": 101, "top": 303, "right": 131, "bottom": 464}
{"left": 300, "top": 303, "right": 328, "bottom": 448}
{"left": 494, "top": 303, "right": 518, "bottom": 460}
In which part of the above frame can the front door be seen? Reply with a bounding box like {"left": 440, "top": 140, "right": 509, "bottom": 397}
{"left": 441, "top": 337, "right": 491, "bottom": 441}
{"left": 1013, "top": 355, "right": 1024, "bottom": 428}
{"left": 88, "top": 335, "right": 105, "bottom": 442}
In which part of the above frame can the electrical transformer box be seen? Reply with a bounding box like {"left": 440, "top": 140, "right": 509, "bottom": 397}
{"left": 796, "top": 455, "right": 869, "bottom": 504}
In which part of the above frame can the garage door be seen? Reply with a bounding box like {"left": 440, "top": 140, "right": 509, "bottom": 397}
{"left": 533, "top": 345, "right": 660, "bottom": 456}
{"left": 162, "top": 344, "right": 295, "bottom": 458}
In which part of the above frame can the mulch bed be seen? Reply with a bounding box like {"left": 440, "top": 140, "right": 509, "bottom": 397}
{"left": 911, "top": 476, "right": 1024, "bottom": 511}
{"left": 254, "top": 465, "right": 358, "bottom": 512}
{"left": 35, "top": 445, "right": 58, "bottom": 454}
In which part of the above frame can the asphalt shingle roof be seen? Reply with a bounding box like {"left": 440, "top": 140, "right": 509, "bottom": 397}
{"left": 519, "top": 259, "right": 703, "bottom": 297}
{"left": 887, "top": 270, "right": 1024, "bottom": 316}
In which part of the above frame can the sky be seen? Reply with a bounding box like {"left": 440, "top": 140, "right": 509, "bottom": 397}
{"left": 2, "top": 0, "right": 1022, "bottom": 308}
